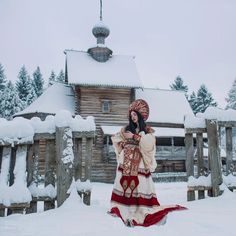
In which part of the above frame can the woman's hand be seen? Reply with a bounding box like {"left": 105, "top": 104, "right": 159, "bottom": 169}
{"left": 123, "top": 131, "right": 134, "bottom": 139}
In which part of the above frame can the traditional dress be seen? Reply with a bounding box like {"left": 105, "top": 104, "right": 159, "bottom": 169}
{"left": 108, "top": 126, "right": 186, "bottom": 227}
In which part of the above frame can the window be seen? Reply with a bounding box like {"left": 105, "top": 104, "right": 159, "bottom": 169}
{"left": 102, "top": 100, "right": 110, "bottom": 113}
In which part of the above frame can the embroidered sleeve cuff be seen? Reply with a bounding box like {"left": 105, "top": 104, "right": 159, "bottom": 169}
{"left": 133, "top": 134, "right": 141, "bottom": 142}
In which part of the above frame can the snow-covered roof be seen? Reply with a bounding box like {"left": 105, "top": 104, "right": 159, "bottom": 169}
{"left": 65, "top": 50, "right": 143, "bottom": 88}
{"left": 101, "top": 125, "right": 185, "bottom": 137}
{"left": 135, "top": 88, "right": 194, "bottom": 124}
{"left": 15, "top": 83, "right": 75, "bottom": 116}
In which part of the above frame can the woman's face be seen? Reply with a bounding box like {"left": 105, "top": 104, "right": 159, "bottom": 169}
{"left": 131, "top": 111, "right": 138, "bottom": 124}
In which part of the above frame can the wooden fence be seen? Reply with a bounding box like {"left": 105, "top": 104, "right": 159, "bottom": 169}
{"left": 185, "top": 119, "right": 236, "bottom": 201}
{"left": 0, "top": 128, "right": 94, "bottom": 217}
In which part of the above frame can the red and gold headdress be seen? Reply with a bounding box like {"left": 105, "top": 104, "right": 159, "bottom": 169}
{"left": 129, "top": 99, "right": 149, "bottom": 121}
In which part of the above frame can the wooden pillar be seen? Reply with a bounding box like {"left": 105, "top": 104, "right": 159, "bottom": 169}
{"left": 185, "top": 133, "right": 194, "bottom": 177}
{"left": 225, "top": 127, "right": 233, "bottom": 174}
{"left": 9, "top": 147, "right": 16, "bottom": 187}
{"left": 0, "top": 146, "right": 3, "bottom": 173}
{"left": 56, "top": 127, "right": 74, "bottom": 207}
{"left": 198, "top": 190, "right": 205, "bottom": 199}
{"left": 26, "top": 142, "right": 39, "bottom": 214}
{"left": 83, "top": 138, "right": 93, "bottom": 205}
{"left": 85, "top": 137, "right": 93, "bottom": 181}
{"left": 73, "top": 138, "right": 82, "bottom": 181}
{"left": 0, "top": 147, "right": 11, "bottom": 216}
{"left": 187, "top": 189, "right": 195, "bottom": 201}
{"left": 196, "top": 133, "right": 204, "bottom": 176}
{"left": 206, "top": 120, "right": 222, "bottom": 197}
{"left": 44, "top": 139, "right": 56, "bottom": 211}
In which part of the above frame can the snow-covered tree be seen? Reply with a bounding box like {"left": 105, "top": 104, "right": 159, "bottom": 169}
{"left": 170, "top": 76, "right": 188, "bottom": 93}
{"left": 0, "top": 63, "right": 7, "bottom": 91}
{"left": 0, "top": 81, "right": 25, "bottom": 120}
{"left": 48, "top": 70, "right": 56, "bottom": 86}
{"left": 33, "top": 66, "right": 44, "bottom": 97}
{"left": 188, "top": 91, "right": 199, "bottom": 114}
{"left": 195, "top": 84, "right": 217, "bottom": 113}
{"left": 16, "top": 66, "right": 31, "bottom": 102}
{"left": 56, "top": 70, "right": 65, "bottom": 83}
{"left": 26, "top": 77, "right": 37, "bottom": 106}
{"left": 226, "top": 78, "right": 236, "bottom": 110}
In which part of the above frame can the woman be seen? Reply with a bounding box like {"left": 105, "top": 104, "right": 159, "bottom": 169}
{"left": 108, "top": 99, "right": 186, "bottom": 227}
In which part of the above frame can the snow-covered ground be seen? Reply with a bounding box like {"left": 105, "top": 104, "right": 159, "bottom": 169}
{"left": 0, "top": 182, "right": 236, "bottom": 236}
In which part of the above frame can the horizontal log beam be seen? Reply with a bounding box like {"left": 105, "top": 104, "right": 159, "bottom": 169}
{"left": 185, "top": 128, "right": 207, "bottom": 134}
{"left": 147, "top": 122, "right": 184, "bottom": 128}
{"left": 218, "top": 121, "right": 236, "bottom": 127}
{"left": 0, "top": 139, "right": 34, "bottom": 146}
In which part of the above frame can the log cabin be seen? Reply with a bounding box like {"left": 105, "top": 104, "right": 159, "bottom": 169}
{"left": 15, "top": 18, "right": 194, "bottom": 183}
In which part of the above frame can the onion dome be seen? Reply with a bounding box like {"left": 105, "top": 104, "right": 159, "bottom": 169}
{"left": 92, "top": 21, "right": 110, "bottom": 44}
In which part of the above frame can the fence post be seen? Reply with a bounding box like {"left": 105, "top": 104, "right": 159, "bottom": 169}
{"left": 56, "top": 127, "right": 74, "bottom": 207}
{"left": 185, "top": 133, "right": 195, "bottom": 201}
{"left": 185, "top": 133, "right": 194, "bottom": 177}
{"left": 44, "top": 139, "right": 56, "bottom": 210}
{"left": 26, "top": 142, "right": 39, "bottom": 214}
{"left": 206, "top": 120, "right": 222, "bottom": 197}
{"left": 83, "top": 137, "right": 93, "bottom": 205}
{"left": 225, "top": 127, "right": 233, "bottom": 174}
{"left": 73, "top": 138, "right": 82, "bottom": 181}
{"left": 196, "top": 133, "right": 204, "bottom": 176}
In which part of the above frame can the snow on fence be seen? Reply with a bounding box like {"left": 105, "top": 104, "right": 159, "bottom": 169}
{"left": 0, "top": 110, "right": 95, "bottom": 217}
{"left": 184, "top": 107, "right": 236, "bottom": 201}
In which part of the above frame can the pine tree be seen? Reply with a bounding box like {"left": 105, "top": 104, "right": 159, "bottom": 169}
{"left": 33, "top": 66, "right": 44, "bottom": 97}
{"left": 195, "top": 84, "right": 217, "bottom": 113}
{"left": 56, "top": 70, "right": 65, "bottom": 83}
{"left": 48, "top": 70, "right": 56, "bottom": 86}
{"left": 16, "top": 66, "right": 32, "bottom": 102}
{"left": 226, "top": 78, "right": 236, "bottom": 110}
{"left": 26, "top": 77, "right": 37, "bottom": 106}
{"left": 0, "top": 63, "right": 7, "bottom": 91}
{"left": 0, "top": 81, "right": 25, "bottom": 120}
{"left": 188, "top": 91, "right": 198, "bottom": 114}
{"left": 170, "top": 76, "right": 188, "bottom": 93}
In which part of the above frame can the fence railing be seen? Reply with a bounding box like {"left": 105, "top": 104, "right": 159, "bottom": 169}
{"left": 185, "top": 111, "right": 236, "bottom": 201}
{"left": 0, "top": 128, "right": 94, "bottom": 217}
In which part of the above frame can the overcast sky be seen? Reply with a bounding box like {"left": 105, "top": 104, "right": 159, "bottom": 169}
{"left": 0, "top": 0, "right": 236, "bottom": 108}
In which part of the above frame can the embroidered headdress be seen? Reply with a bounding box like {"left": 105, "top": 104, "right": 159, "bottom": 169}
{"left": 129, "top": 99, "right": 149, "bottom": 121}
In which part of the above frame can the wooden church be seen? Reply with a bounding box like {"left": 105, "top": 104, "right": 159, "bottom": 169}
{"left": 15, "top": 7, "right": 194, "bottom": 183}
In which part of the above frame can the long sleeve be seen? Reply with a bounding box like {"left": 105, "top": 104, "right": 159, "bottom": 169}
{"left": 139, "top": 132, "right": 157, "bottom": 172}
{"left": 111, "top": 130, "right": 125, "bottom": 164}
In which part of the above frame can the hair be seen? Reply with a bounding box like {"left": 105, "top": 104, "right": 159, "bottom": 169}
{"left": 125, "top": 111, "right": 147, "bottom": 134}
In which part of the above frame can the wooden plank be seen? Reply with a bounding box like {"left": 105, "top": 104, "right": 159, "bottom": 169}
{"left": 225, "top": 127, "right": 233, "bottom": 174}
{"left": 27, "top": 145, "right": 34, "bottom": 186}
{"left": 85, "top": 137, "right": 93, "bottom": 181}
{"left": 9, "top": 147, "right": 16, "bottom": 186}
{"left": 188, "top": 186, "right": 212, "bottom": 191}
{"left": 74, "top": 138, "right": 82, "bottom": 180}
{"left": 148, "top": 122, "right": 184, "bottom": 128}
{"left": 73, "top": 131, "right": 95, "bottom": 138}
{"left": 44, "top": 139, "right": 56, "bottom": 211}
{"left": 26, "top": 200, "right": 37, "bottom": 214}
{"left": 0, "top": 146, "right": 3, "bottom": 172}
{"left": 0, "top": 140, "right": 33, "bottom": 146}
{"left": 185, "top": 128, "right": 207, "bottom": 134}
{"left": 56, "top": 127, "right": 74, "bottom": 207}
{"left": 198, "top": 190, "right": 205, "bottom": 199}
{"left": 185, "top": 133, "right": 194, "bottom": 177}
{"left": 34, "top": 133, "right": 55, "bottom": 141}
{"left": 196, "top": 133, "right": 204, "bottom": 176}
{"left": 206, "top": 120, "right": 222, "bottom": 197}
{"left": 187, "top": 190, "right": 195, "bottom": 201}
{"left": 218, "top": 121, "right": 236, "bottom": 128}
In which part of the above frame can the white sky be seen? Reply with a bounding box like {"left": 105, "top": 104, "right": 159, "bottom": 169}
{"left": 0, "top": 0, "right": 236, "bottom": 108}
